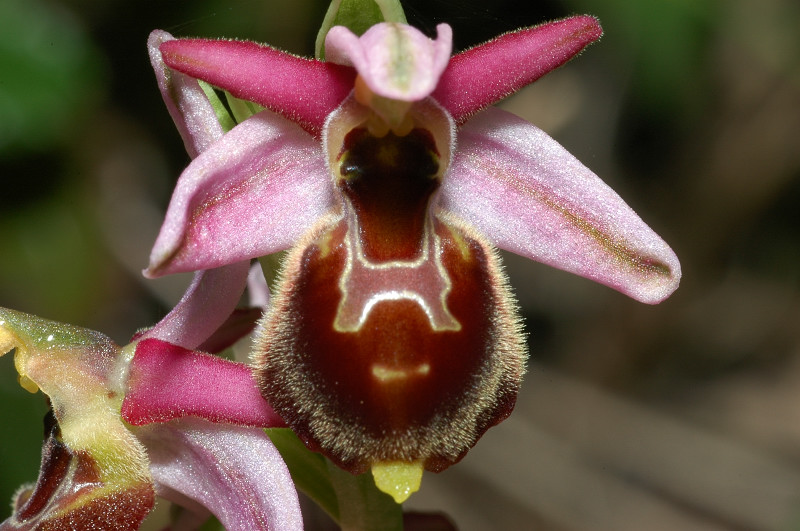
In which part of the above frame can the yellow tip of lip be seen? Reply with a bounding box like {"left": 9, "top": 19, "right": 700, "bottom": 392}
{"left": 17, "top": 374, "right": 38, "bottom": 394}
{"left": 371, "top": 461, "right": 424, "bottom": 503}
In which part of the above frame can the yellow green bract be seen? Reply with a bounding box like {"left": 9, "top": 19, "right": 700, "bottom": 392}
{"left": 0, "top": 307, "right": 153, "bottom": 518}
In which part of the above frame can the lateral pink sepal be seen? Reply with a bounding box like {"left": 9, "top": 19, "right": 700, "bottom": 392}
{"left": 144, "top": 110, "right": 333, "bottom": 277}
{"left": 122, "top": 338, "right": 285, "bottom": 427}
{"left": 441, "top": 108, "right": 680, "bottom": 304}
{"left": 159, "top": 38, "right": 356, "bottom": 137}
{"left": 434, "top": 15, "right": 603, "bottom": 124}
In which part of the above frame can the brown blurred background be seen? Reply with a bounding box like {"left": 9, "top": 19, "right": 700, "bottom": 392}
{"left": 2, "top": 0, "right": 799, "bottom": 529}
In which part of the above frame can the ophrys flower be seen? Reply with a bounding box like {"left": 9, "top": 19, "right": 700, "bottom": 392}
{"left": 145, "top": 16, "right": 681, "bottom": 498}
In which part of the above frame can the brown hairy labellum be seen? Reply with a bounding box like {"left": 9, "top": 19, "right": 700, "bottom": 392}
{"left": 253, "top": 107, "right": 527, "bottom": 475}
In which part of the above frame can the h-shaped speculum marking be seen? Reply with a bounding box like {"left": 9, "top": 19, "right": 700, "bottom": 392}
{"left": 333, "top": 209, "right": 461, "bottom": 333}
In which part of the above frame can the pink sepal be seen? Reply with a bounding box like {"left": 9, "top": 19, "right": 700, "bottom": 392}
{"left": 441, "top": 108, "right": 680, "bottom": 304}
{"left": 144, "top": 110, "right": 333, "bottom": 277}
{"left": 434, "top": 16, "right": 603, "bottom": 124}
{"left": 159, "top": 38, "right": 355, "bottom": 137}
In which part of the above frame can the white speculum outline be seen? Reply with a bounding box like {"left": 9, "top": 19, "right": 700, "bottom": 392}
{"left": 333, "top": 198, "right": 461, "bottom": 334}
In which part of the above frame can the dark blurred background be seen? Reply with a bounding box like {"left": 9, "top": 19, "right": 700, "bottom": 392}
{"left": 2, "top": 0, "right": 799, "bottom": 529}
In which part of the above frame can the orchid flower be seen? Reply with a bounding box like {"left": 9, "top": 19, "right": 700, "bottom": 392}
{"left": 0, "top": 304, "right": 301, "bottom": 530}
{"left": 143, "top": 15, "right": 681, "bottom": 501}
{"left": 0, "top": 30, "right": 302, "bottom": 531}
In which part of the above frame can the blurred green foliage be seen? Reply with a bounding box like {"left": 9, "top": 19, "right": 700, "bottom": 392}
{"left": 0, "top": 0, "right": 104, "bottom": 153}
{"left": 570, "top": 0, "right": 718, "bottom": 112}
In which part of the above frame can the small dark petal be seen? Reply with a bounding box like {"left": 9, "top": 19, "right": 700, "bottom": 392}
{"left": 197, "top": 307, "right": 262, "bottom": 354}
{"left": 2, "top": 425, "right": 154, "bottom": 530}
{"left": 42, "top": 407, "right": 57, "bottom": 439}
{"left": 14, "top": 430, "right": 72, "bottom": 522}
{"left": 30, "top": 486, "right": 155, "bottom": 531}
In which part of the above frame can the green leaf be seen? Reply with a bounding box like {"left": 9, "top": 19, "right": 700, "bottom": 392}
{"left": 198, "top": 81, "right": 236, "bottom": 132}
{"left": 327, "top": 461, "right": 403, "bottom": 531}
{"left": 196, "top": 82, "right": 264, "bottom": 129}
{"left": 257, "top": 252, "right": 287, "bottom": 294}
{"left": 266, "top": 428, "right": 403, "bottom": 530}
{"left": 225, "top": 92, "right": 265, "bottom": 124}
{"left": 315, "top": 0, "right": 407, "bottom": 59}
{"left": 197, "top": 515, "right": 225, "bottom": 531}
{"left": 266, "top": 428, "right": 340, "bottom": 520}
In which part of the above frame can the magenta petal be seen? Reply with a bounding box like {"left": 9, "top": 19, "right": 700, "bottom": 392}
{"left": 195, "top": 307, "right": 262, "bottom": 354}
{"left": 159, "top": 38, "right": 355, "bottom": 137}
{"left": 138, "top": 418, "right": 302, "bottom": 531}
{"left": 433, "top": 16, "right": 603, "bottom": 124}
{"left": 122, "top": 338, "right": 284, "bottom": 427}
{"left": 145, "top": 110, "right": 334, "bottom": 277}
{"left": 148, "top": 30, "right": 224, "bottom": 158}
{"left": 143, "top": 262, "right": 250, "bottom": 349}
{"left": 441, "top": 108, "right": 681, "bottom": 304}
